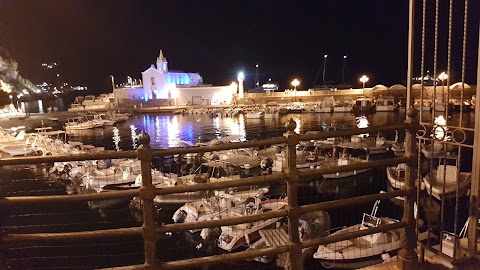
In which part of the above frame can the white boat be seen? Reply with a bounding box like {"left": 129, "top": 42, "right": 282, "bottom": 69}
{"left": 386, "top": 163, "right": 424, "bottom": 191}
{"left": 339, "top": 134, "right": 392, "bottom": 155}
{"left": 245, "top": 111, "right": 265, "bottom": 119}
{"left": 67, "top": 103, "right": 85, "bottom": 112}
{"left": 333, "top": 99, "right": 353, "bottom": 113}
{"left": 386, "top": 163, "right": 407, "bottom": 190}
{"left": 423, "top": 157, "right": 471, "bottom": 200}
{"left": 320, "top": 156, "right": 371, "bottom": 179}
{"left": 352, "top": 97, "right": 376, "bottom": 114}
{"left": 0, "top": 145, "right": 35, "bottom": 157}
{"left": 413, "top": 99, "right": 431, "bottom": 111}
{"left": 287, "top": 102, "right": 305, "bottom": 113}
{"left": 65, "top": 117, "right": 95, "bottom": 131}
{"left": 215, "top": 198, "right": 288, "bottom": 251}
{"left": 83, "top": 167, "right": 139, "bottom": 192}
{"left": 153, "top": 160, "right": 254, "bottom": 205}
{"left": 172, "top": 187, "right": 270, "bottom": 225}
{"left": 420, "top": 142, "right": 455, "bottom": 160}
{"left": 248, "top": 210, "right": 332, "bottom": 264}
{"left": 314, "top": 200, "right": 401, "bottom": 269}
{"left": 375, "top": 96, "right": 396, "bottom": 112}
{"left": 315, "top": 97, "right": 335, "bottom": 113}
{"left": 95, "top": 114, "right": 115, "bottom": 126}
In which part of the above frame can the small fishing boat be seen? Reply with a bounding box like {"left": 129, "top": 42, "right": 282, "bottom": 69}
{"left": 413, "top": 99, "right": 431, "bottom": 111}
{"left": 320, "top": 155, "right": 371, "bottom": 179}
{"left": 352, "top": 97, "right": 376, "bottom": 114}
{"left": 214, "top": 198, "right": 288, "bottom": 251}
{"left": 287, "top": 102, "right": 305, "bottom": 113}
{"left": 420, "top": 142, "right": 456, "bottom": 160}
{"left": 386, "top": 163, "right": 424, "bottom": 200}
{"left": 423, "top": 157, "right": 471, "bottom": 200}
{"left": 313, "top": 200, "right": 401, "bottom": 269}
{"left": 172, "top": 187, "right": 270, "bottom": 226}
{"left": 339, "top": 134, "right": 393, "bottom": 156}
{"left": 315, "top": 97, "right": 335, "bottom": 113}
{"left": 332, "top": 98, "right": 353, "bottom": 113}
{"left": 375, "top": 96, "right": 396, "bottom": 112}
{"left": 245, "top": 110, "right": 265, "bottom": 119}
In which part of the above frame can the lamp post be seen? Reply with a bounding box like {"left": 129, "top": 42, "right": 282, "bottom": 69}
{"left": 322, "top": 54, "right": 328, "bottom": 86}
{"left": 342, "top": 55, "right": 347, "bottom": 84}
{"left": 255, "top": 63, "right": 259, "bottom": 88}
{"left": 360, "top": 75, "right": 369, "bottom": 96}
{"left": 438, "top": 72, "right": 448, "bottom": 101}
{"left": 291, "top": 79, "right": 300, "bottom": 102}
{"left": 237, "top": 71, "right": 245, "bottom": 98}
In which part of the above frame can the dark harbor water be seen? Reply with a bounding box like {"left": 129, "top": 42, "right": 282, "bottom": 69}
{"left": 0, "top": 110, "right": 474, "bottom": 270}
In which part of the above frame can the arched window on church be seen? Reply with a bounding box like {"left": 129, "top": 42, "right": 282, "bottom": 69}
{"left": 151, "top": 77, "right": 155, "bottom": 86}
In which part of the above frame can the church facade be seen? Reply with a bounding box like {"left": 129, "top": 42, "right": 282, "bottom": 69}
{"left": 113, "top": 50, "right": 235, "bottom": 106}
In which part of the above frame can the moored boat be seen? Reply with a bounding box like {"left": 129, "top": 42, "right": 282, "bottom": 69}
{"left": 313, "top": 200, "right": 401, "bottom": 269}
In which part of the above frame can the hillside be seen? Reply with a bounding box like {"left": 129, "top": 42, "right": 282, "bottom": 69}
{"left": 0, "top": 47, "right": 36, "bottom": 104}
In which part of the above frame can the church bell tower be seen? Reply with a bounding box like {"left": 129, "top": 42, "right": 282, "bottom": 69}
{"left": 156, "top": 50, "right": 168, "bottom": 73}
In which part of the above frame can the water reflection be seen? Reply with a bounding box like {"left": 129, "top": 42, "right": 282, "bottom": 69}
{"left": 74, "top": 112, "right": 409, "bottom": 151}
{"left": 223, "top": 114, "right": 246, "bottom": 140}
{"left": 113, "top": 127, "right": 121, "bottom": 151}
{"left": 38, "top": 100, "right": 44, "bottom": 113}
{"left": 213, "top": 116, "right": 221, "bottom": 139}
{"left": 355, "top": 116, "right": 370, "bottom": 137}
{"left": 130, "top": 125, "right": 138, "bottom": 149}
{"left": 167, "top": 115, "right": 180, "bottom": 147}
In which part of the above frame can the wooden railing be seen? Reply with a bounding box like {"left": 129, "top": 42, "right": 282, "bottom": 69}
{"left": 0, "top": 109, "right": 421, "bottom": 270}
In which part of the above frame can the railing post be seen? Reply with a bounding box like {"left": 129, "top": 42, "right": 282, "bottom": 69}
{"left": 136, "top": 131, "right": 158, "bottom": 270}
{"left": 284, "top": 119, "right": 303, "bottom": 270}
{"left": 397, "top": 108, "right": 419, "bottom": 270}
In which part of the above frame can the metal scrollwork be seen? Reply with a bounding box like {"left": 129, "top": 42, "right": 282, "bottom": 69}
{"left": 416, "top": 122, "right": 471, "bottom": 147}
{"left": 416, "top": 124, "right": 427, "bottom": 138}
{"left": 452, "top": 128, "right": 467, "bottom": 144}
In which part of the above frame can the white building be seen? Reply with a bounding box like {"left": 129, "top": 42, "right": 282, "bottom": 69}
{"left": 113, "top": 50, "right": 236, "bottom": 106}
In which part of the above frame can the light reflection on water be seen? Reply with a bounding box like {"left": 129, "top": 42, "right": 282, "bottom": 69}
{"left": 65, "top": 112, "right": 406, "bottom": 151}
{"left": 113, "top": 127, "right": 120, "bottom": 151}
{"left": 355, "top": 115, "right": 370, "bottom": 137}
{"left": 61, "top": 112, "right": 408, "bottom": 151}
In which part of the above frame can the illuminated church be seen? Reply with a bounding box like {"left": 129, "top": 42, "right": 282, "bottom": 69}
{"left": 114, "top": 50, "right": 235, "bottom": 105}
{"left": 141, "top": 50, "right": 203, "bottom": 100}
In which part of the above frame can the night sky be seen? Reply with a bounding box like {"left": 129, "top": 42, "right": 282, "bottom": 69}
{"left": 0, "top": 0, "right": 479, "bottom": 93}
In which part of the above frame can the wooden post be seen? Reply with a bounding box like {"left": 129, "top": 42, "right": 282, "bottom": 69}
{"left": 137, "top": 131, "right": 158, "bottom": 269}
{"left": 284, "top": 119, "right": 303, "bottom": 270}
{"left": 397, "top": 108, "right": 419, "bottom": 270}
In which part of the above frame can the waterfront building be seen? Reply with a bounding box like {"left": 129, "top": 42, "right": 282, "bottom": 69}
{"left": 113, "top": 50, "right": 236, "bottom": 106}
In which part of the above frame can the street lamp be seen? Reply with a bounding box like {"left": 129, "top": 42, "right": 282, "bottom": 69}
{"left": 255, "top": 63, "right": 259, "bottom": 87}
{"left": 322, "top": 54, "right": 328, "bottom": 86}
{"left": 291, "top": 79, "right": 300, "bottom": 102}
{"left": 342, "top": 55, "right": 347, "bottom": 84}
{"left": 237, "top": 71, "right": 245, "bottom": 98}
{"left": 438, "top": 72, "right": 448, "bottom": 92}
{"left": 359, "top": 75, "right": 369, "bottom": 96}
{"left": 438, "top": 72, "right": 448, "bottom": 107}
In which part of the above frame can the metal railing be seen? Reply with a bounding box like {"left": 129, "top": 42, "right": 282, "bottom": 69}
{"left": 0, "top": 112, "right": 420, "bottom": 270}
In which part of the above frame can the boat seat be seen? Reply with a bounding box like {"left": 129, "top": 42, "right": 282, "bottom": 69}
{"left": 327, "top": 239, "right": 355, "bottom": 251}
